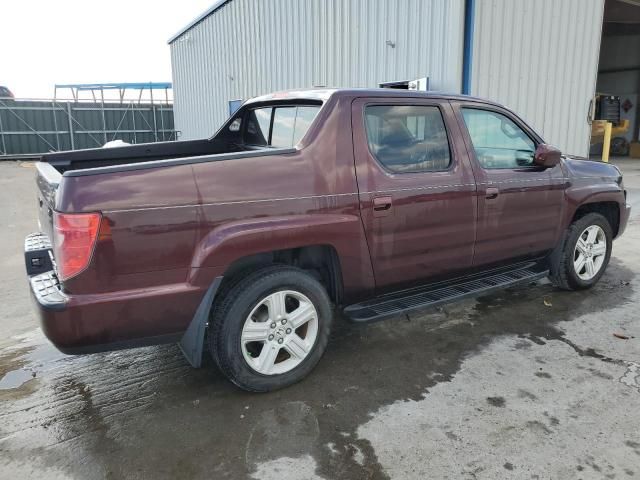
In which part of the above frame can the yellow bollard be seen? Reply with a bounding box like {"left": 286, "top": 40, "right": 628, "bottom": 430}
{"left": 602, "top": 121, "right": 612, "bottom": 163}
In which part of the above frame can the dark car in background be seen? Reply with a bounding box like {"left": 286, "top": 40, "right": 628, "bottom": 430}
{"left": 0, "top": 86, "right": 14, "bottom": 98}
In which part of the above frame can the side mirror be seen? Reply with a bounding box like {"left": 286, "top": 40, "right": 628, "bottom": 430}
{"left": 533, "top": 144, "right": 561, "bottom": 168}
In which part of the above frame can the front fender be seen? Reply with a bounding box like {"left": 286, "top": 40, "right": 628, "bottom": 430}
{"left": 563, "top": 180, "right": 626, "bottom": 230}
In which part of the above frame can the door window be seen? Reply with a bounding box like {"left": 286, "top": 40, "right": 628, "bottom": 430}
{"left": 364, "top": 105, "right": 451, "bottom": 173}
{"left": 461, "top": 108, "right": 535, "bottom": 169}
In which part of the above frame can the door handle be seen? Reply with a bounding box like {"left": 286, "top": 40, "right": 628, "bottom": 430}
{"left": 372, "top": 196, "right": 392, "bottom": 217}
{"left": 485, "top": 187, "right": 500, "bottom": 200}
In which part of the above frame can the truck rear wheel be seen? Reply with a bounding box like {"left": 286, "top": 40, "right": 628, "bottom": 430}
{"left": 551, "top": 212, "right": 612, "bottom": 290}
{"left": 209, "top": 266, "right": 333, "bottom": 392}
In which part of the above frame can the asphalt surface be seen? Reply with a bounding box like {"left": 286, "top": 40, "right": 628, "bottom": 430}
{"left": 1, "top": 159, "right": 639, "bottom": 480}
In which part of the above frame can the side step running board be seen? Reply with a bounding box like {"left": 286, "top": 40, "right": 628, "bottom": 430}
{"left": 344, "top": 262, "right": 548, "bottom": 323}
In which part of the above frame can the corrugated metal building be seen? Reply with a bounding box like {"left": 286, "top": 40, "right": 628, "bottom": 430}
{"left": 471, "top": 0, "right": 604, "bottom": 158}
{"left": 169, "top": 0, "right": 606, "bottom": 157}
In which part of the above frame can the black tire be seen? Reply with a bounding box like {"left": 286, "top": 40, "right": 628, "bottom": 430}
{"left": 209, "top": 265, "right": 333, "bottom": 392}
{"left": 550, "top": 212, "right": 613, "bottom": 291}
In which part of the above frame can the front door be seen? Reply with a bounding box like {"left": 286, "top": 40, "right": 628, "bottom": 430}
{"left": 352, "top": 98, "right": 477, "bottom": 292}
{"left": 452, "top": 102, "right": 567, "bottom": 267}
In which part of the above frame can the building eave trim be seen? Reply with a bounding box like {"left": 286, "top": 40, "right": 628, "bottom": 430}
{"left": 168, "top": 0, "right": 232, "bottom": 44}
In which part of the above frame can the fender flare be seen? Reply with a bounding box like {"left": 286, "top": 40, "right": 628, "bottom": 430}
{"left": 191, "top": 214, "right": 361, "bottom": 268}
{"left": 564, "top": 184, "right": 623, "bottom": 226}
{"left": 188, "top": 214, "right": 375, "bottom": 299}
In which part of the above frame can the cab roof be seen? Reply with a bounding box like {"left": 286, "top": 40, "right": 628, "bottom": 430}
{"left": 245, "top": 88, "right": 502, "bottom": 107}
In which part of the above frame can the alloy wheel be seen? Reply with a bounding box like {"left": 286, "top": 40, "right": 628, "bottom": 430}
{"left": 240, "top": 290, "right": 319, "bottom": 375}
{"left": 573, "top": 225, "right": 607, "bottom": 281}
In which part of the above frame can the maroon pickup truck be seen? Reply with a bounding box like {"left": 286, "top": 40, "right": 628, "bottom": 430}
{"left": 26, "top": 89, "right": 631, "bottom": 391}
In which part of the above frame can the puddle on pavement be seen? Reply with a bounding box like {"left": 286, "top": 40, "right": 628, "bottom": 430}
{"left": 0, "top": 368, "right": 35, "bottom": 390}
{"left": 0, "top": 330, "right": 67, "bottom": 396}
{"left": 0, "top": 261, "right": 635, "bottom": 480}
{"left": 0, "top": 348, "right": 30, "bottom": 388}
{"left": 245, "top": 401, "right": 320, "bottom": 466}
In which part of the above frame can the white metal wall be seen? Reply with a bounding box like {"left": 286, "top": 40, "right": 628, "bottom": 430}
{"left": 471, "top": 0, "right": 605, "bottom": 157}
{"left": 170, "top": 0, "right": 465, "bottom": 139}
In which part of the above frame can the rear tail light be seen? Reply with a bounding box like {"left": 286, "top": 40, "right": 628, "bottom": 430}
{"left": 53, "top": 212, "right": 101, "bottom": 281}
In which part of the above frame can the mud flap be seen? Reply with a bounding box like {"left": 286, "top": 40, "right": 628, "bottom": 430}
{"left": 178, "top": 277, "right": 223, "bottom": 368}
{"left": 548, "top": 228, "right": 569, "bottom": 281}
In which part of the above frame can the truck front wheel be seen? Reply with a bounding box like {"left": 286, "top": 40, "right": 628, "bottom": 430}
{"left": 209, "top": 266, "right": 333, "bottom": 392}
{"left": 551, "top": 212, "right": 613, "bottom": 290}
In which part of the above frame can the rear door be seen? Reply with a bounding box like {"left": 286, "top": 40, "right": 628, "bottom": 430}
{"left": 351, "top": 97, "right": 477, "bottom": 292}
{"left": 452, "top": 102, "right": 567, "bottom": 267}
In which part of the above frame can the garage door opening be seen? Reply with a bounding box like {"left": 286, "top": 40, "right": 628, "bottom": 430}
{"left": 592, "top": 0, "right": 640, "bottom": 159}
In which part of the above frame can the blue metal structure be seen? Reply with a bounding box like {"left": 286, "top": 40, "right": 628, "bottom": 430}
{"left": 55, "top": 82, "right": 172, "bottom": 90}
{"left": 462, "top": 0, "right": 476, "bottom": 95}
{"left": 55, "top": 82, "right": 172, "bottom": 104}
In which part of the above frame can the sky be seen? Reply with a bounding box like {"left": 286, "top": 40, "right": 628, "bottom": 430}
{"left": 1, "top": 0, "right": 214, "bottom": 99}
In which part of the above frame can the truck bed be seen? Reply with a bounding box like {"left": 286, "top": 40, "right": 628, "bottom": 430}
{"left": 41, "top": 138, "right": 247, "bottom": 173}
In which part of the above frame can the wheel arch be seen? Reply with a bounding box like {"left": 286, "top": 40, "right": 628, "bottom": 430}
{"left": 564, "top": 184, "right": 624, "bottom": 238}
{"left": 570, "top": 200, "right": 620, "bottom": 238}
{"left": 220, "top": 245, "right": 344, "bottom": 305}
{"left": 189, "top": 214, "right": 374, "bottom": 305}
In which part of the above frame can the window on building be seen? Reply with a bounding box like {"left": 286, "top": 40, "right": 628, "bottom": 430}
{"left": 229, "top": 99, "right": 243, "bottom": 116}
{"left": 461, "top": 108, "right": 536, "bottom": 169}
{"left": 364, "top": 105, "right": 451, "bottom": 173}
{"left": 243, "top": 105, "right": 321, "bottom": 148}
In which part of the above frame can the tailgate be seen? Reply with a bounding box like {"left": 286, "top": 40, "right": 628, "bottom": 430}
{"left": 35, "top": 162, "right": 62, "bottom": 241}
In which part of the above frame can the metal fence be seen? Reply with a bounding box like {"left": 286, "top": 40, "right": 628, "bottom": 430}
{"left": 0, "top": 98, "right": 175, "bottom": 156}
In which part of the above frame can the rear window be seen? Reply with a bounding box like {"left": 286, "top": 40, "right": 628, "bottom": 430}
{"left": 244, "top": 108, "right": 272, "bottom": 145}
{"left": 243, "top": 105, "right": 320, "bottom": 147}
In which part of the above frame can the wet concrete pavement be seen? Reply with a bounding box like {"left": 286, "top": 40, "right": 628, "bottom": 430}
{"left": 1, "top": 160, "right": 639, "bottom": 479}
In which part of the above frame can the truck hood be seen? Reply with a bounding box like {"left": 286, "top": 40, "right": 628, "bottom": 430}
{"left": 562, "top": 156, "right": 622, "bottom": 183}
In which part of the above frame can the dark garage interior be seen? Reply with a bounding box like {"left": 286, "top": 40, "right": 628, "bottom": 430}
{"left": 594, "top": 0, "right": 640, "bottom": 156}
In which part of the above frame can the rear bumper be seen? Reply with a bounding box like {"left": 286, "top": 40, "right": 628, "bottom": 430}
{"left": 25, "top": 234, "right": 206, "bottom": 354}
{"left": 30, "top": 270, "right": 67, "bottom": 311}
